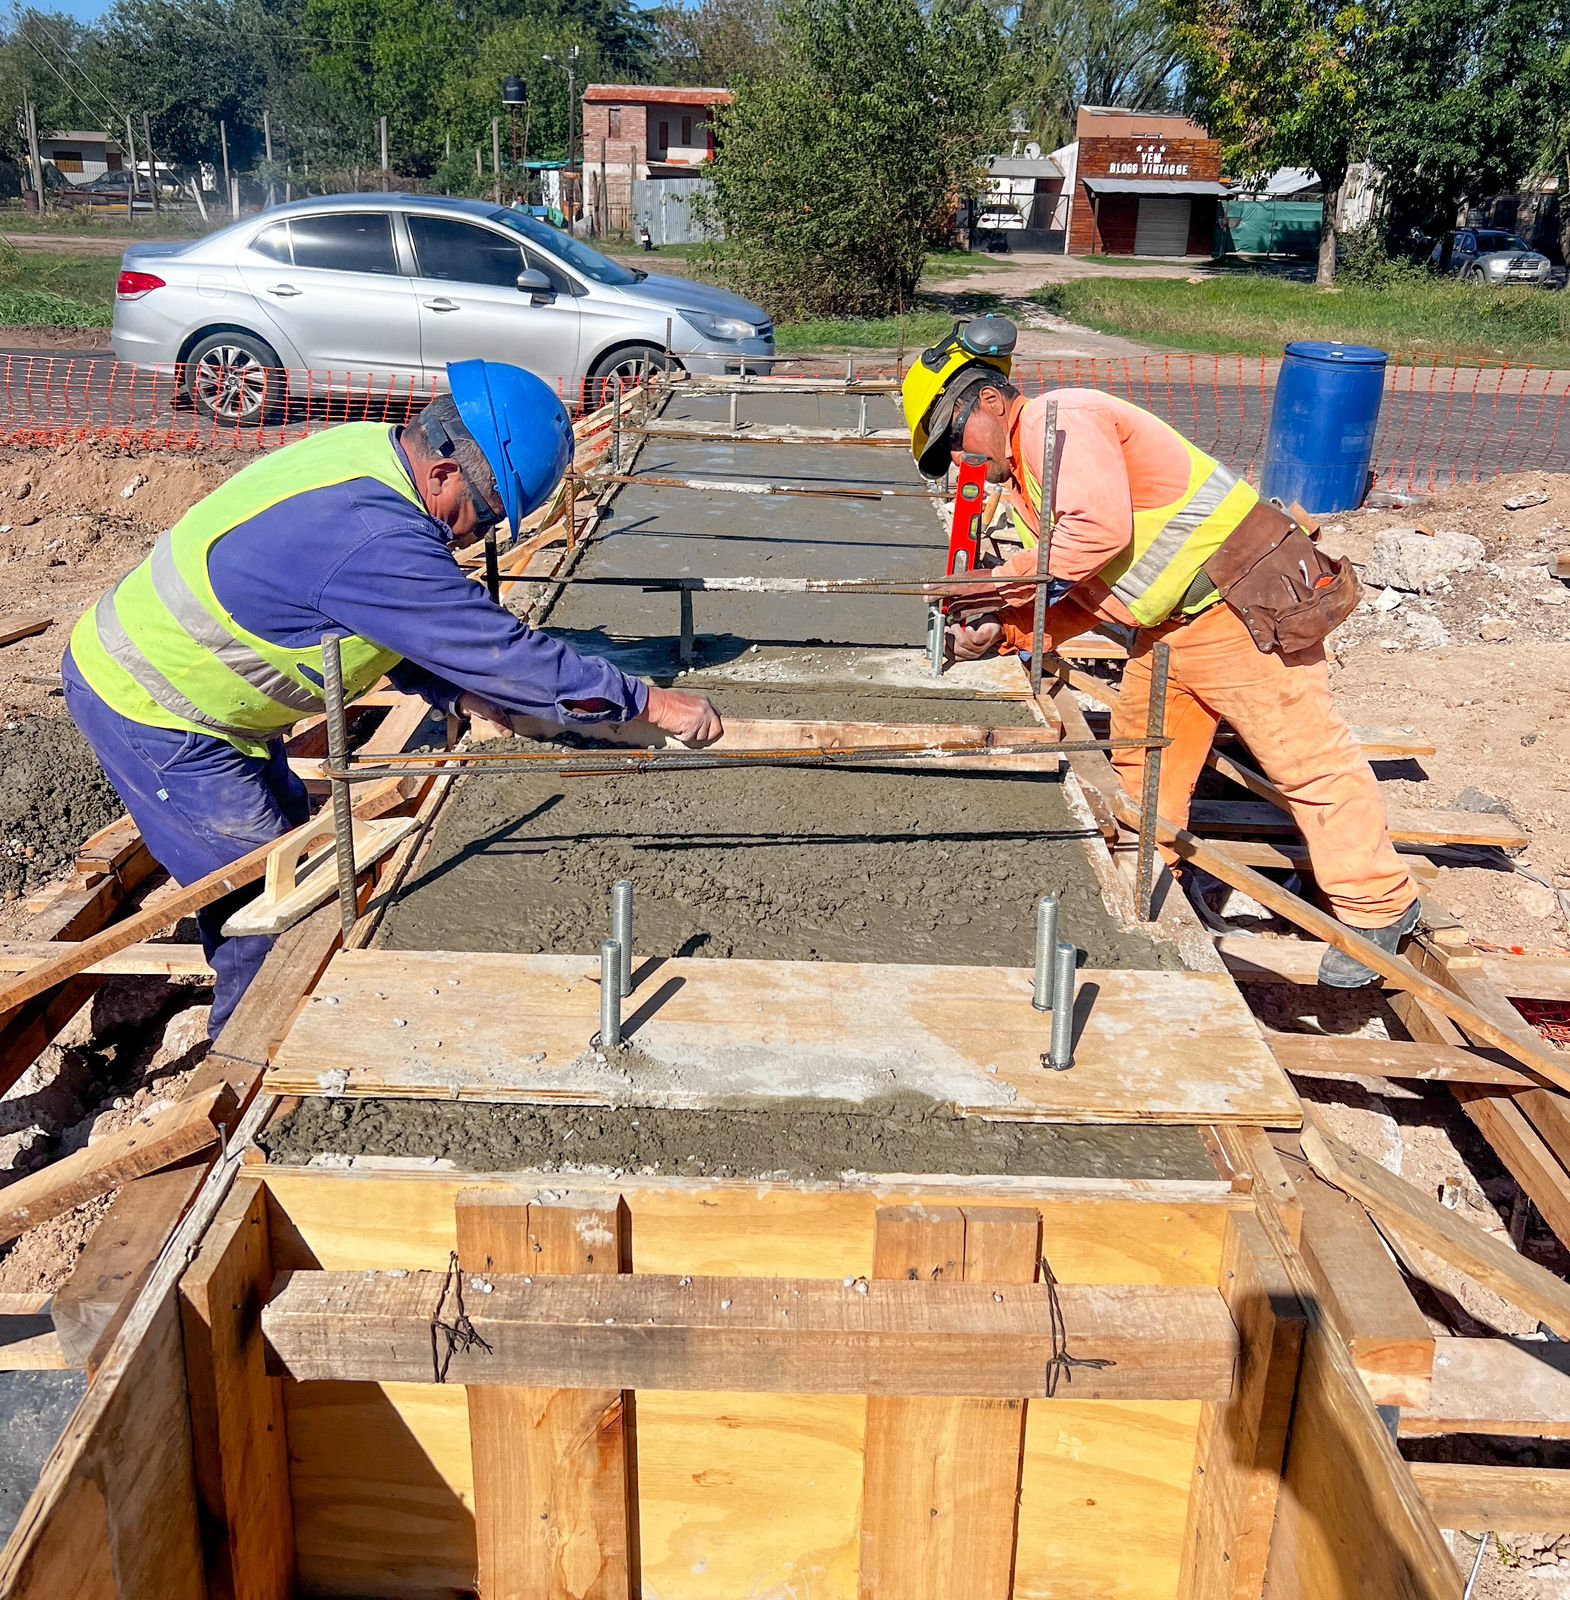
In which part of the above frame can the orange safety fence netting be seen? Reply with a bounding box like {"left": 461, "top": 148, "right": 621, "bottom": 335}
{"left": 1, "top": 351, "right": 1567, "bottom": 495}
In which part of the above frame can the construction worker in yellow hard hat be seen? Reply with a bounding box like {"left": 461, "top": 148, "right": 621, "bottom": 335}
{"left": 901, "top": 316, "right": 1421, "bottom": 990}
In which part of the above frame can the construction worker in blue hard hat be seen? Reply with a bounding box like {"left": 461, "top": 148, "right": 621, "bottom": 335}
{"left": 62, "top": 360, "right": 722, "bottom": 1036}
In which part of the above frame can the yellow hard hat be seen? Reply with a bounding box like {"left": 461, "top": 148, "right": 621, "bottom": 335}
{"left": 901, "top": 316, "right": 1018, "bottom": 478}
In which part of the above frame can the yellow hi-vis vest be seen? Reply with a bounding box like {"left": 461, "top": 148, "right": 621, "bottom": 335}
{"left": 1011, "top": 400, "right": 1259, "bottom": 628}
{"left": 69, "top": 424, "right": 410, "bottom": 756}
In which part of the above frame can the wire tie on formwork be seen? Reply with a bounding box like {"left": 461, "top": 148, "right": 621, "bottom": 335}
{"left": 1041, "top": 1252, "right": 1114, "bottom": 1398}
{"left": 430, "top": 1250, "right": 492, "bottom": 1384}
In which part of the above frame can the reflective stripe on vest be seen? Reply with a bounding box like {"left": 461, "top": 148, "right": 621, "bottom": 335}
{"left": 1013, "top": 401, "right": 1258, "bottom": 628}
{"left": 70, "top": 424, "right": 414, "bottom": 751}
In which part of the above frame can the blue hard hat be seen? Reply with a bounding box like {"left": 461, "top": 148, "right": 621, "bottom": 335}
{"left": 446, "top": 360, "right": 574, "bottom": 527}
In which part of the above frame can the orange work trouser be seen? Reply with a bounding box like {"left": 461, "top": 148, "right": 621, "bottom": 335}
{"left": 1005, "top": 599, "right": 1417, "bottom": 928}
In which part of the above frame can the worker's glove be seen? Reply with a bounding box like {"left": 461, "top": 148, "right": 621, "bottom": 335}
{"left": 947, "top": 619, "right": 1004, "bottom": 662}
{"left": 642, "top": 685, "right": 724, "bottom": 747}
{"left": 455, "top": 692, "right": 515, "bottom": 744}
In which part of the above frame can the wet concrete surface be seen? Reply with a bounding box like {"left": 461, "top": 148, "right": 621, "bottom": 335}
{"left": 386, "top": 386, "right": 1173, "bottom": 969}
{"left": 263, "top": 1093, "right": 1216, "bottom": 1180}
{"left": 0, "top": 716, "right": 120, "bottom": 896}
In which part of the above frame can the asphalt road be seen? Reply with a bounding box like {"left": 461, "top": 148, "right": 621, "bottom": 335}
{"left": 0, "top": 346, "right": 1565, "bottom": 491}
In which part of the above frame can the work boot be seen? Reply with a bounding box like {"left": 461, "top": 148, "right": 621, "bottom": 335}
{"left": 1316, "top": 899, "right": 1423, "bottom": 988}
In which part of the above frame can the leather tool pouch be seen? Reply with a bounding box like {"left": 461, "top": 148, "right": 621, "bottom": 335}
{"left": 1202, "top": 499, "right": 1362, "bottom": 655}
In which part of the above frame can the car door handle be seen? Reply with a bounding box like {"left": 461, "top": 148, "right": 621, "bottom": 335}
{"left": 266, "top": 283, "right": 303, "bottom": 297}
{"left": 423, "top": 298, "right": 460, "bottom": 312}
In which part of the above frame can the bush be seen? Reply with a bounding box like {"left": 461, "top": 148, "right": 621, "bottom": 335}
{"left": 1336, "top": 226, "right": 1428, "bottom": 289}
{"left": 696, "top": 0, "right": 1016, "bottom": 321}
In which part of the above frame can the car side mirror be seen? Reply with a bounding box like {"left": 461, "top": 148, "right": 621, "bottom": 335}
{"left": 516, "top": 268, "right": 554, "bottom": 301}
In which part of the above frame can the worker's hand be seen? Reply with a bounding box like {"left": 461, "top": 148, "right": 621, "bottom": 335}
{"left": 947, "top": 619, "right": 1005, "bottom": 662}
{"left": 643, "top": 686, "right": 724, "bottom": 747}
{"left": 455, "top": 692, "right": 515, "bottom": 744}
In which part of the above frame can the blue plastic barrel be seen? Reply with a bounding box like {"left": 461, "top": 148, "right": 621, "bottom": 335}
{"left": 1260, "top": 341, "right": 1388, "bottom": 513}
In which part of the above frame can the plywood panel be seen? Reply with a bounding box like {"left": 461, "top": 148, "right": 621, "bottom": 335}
{"left": 264, "top": 1170, "right": 1233, "bottom": 1600}
{"left": 1016, "top": 1400, "right": 1202, "bottom": 1600}
{"left": 267, "top": 950, "right": 1299, "bottom": 1127}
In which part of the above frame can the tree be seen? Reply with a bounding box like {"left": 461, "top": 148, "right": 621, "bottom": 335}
{"left": 701, "top": 0, "right": 1015, "bottom": 319}
{"left": 0, "top": 10, "right": 115, "bottom": 165}
{"left": 1367, "top": 0, "right": 1569, "bottom": 243}
{"left": 1014, "top": 0, "right": 1183, "bottom": 150}
{"left": 1166, "top": 0, "right": 1394, "bottom": 283}
{"left": 654, "top": 0, "right": 784, "bottom": 85}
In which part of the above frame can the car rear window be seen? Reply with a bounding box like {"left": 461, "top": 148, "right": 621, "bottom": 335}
{"left": 288, "top": 213, "right": 399, "bottom": 275}
{"left": 251, "top": 222, "right": 292, "bottom": 264}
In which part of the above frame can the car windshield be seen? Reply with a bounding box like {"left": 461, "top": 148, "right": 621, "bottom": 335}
{"left": 490, "top": 209, "right": 642, "bottom": 285}
{"left": 1476, "top": 231, "right": 1530, "bottom": 252}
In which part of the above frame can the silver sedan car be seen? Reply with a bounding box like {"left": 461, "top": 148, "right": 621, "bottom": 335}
{"left": 112, "top": 194, "right": 776, "bottom": 422}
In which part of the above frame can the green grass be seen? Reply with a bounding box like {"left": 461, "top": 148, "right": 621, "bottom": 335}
{"left": 0, "top": 205, "right": 208, "bottom": 238}
{"left": 920, "top": 249, "right": 993, "bottom": 282}
{"left": 1035, "top": 274, "right": 1570, "bottom": 364}
{"left": 0, "top": 289, "right": 112, "bottom": 327}
{"left": 0, "top": 247, "right": 119, "bottom": 326}
{"left": 773, "top": 291, "right": 1005, "bottom": 354}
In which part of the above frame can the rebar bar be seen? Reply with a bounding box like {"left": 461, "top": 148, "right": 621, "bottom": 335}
{"left": 1136, "top": 642, "right": 1171, "bottom": 922}
{"left": 321, "top": 633, "right": 358, "bottom": 942}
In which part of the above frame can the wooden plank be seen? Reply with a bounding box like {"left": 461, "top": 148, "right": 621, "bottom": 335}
{"left": 264, "top": 1269, "right": 1238, "bottom": 1400}
{"left": 267, "top": 950, "right": 1299, "bottom": 1128}
{"left": 179, "top": 1179, "right": 295, "bottom": 1600}
{"left": 1178, "top": 1212, "right": 1304, "bottom": 1600}
{"left": 1113, "top": 797, "right": 1570, "bottom": 1094}
{"left": 1268, "top": 1031, "right": 1536, "bottom": 1090}
{"left": 1279, "top": 1148, "right": 1433, "bottom": 1409}
{"left": 1189, "top": 798, "right": 1528, "bottom": 852}
{"left": 0, "top": 974, "right": 101, "bottom": 1100}
{"left": 1410, "top": 1463, "right": 1570, "bottom": 1533}
{"left": 1554, "top": 550, "right": 1570, "bottom": 581}
{"left": 0, "top": 1320, "right": 67, "bottom": 1369}
{"left": 0, "top": 776, "right": 408, "bottom": 1016}
{"left": 53, "top": 1164, "right": 207, "bottom": 1372}
{"left": 0, "top": 938, "right": 211, "bottom": 978}
{"left": 859, "top": 1205, "right": 1037, "bottom": 1600}
{"left": 1401, "top": 1337, "right": 1570, "bottom": 1439}
{"left": 0, "top": 612, "right": 50, "bottom": 647}
{"left": 1299, "top": 1115, "right": 1570, "bottom": 1339}
{"left": 1481, "top": 952, "right": 1570, "bottom": 1003}
{"left": 456, "top": 1191, "right": 631, "bottom": 1600}
{"left": 76, "top": 814, "right": 144, "bottom": 873}
{"left": 0, "top": 1084, "right": 235, "bottom": 1246}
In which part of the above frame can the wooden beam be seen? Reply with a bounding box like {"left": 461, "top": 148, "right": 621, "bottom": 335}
{"left": 0, "top": 777, "right": 407, "bottom": 1015}
{"left": 1299, "top": 1115, "right": 1570, "bottom": 1340}
{"left": 1111, "top": 795, "right": 1570, "bottom": 1093}
{"left": 1480, "top": 952, "right": 1570, "bottom": 1003}
{"left": 53, "top": 1164, "right": 207, "bottom": 1372}
{"left": 859, "top": 1206, "right": 1038, "bottom": 1600}
{"left": 1267, "top": 1032, "right": 1535, "bottom": 1091}
{"left": 456, "top": 1191, "right": 632, "bottom": 1600}
{"left": 179, "top": 1179, "right": 295, "bottom": 1600}
{"left": 0, "top": 938, "right": 211, "bottom": 978}
{"left": 0, "top": 1085, "right": 234, "bottom": 1246}
{"left": 1410, "top": 1463, "right": 1570, "bottom": 1534}
{"left": 1402, "top": 1337, "right": 1570, "bottom": 1440}
{"left": 0, "top": 612, "right": 50, "bottom": 648}
{"left": 1278, "top": 1145, "right": 1433, "bottom": 1409}
{"left": 263, "top": 1270, "right": 1240, "bottom": 1401}
{"left": 0, "top": 1319, "right": 66, "bottom": 1370}
{"left": 1189, "top": 798, "right": 1527, "bottom": 853}
{"left": 1179, "top": 1211, "right": 1305, "bottom": 1600}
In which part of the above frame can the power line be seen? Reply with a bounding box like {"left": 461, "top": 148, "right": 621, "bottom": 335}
{"left": 13, "top": 7, "right": 131, "bottom": 126}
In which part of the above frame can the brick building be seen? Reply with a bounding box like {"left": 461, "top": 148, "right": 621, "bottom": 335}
{"left": 581, "top": 85, "right": 731, "bottom": 236}
{"left": 1055, "top": 107, "right": 1228, "bottom": 257}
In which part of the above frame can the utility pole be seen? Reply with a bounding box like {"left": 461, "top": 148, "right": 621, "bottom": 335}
{"left": 219, "top": 119, "right": 230, "bottom": 198}
{"left": 475, "top": 146, "right": 482, "bottom": 180}
{"left": 142, "top": 113, "right": 160, "bottom": 216}
{"left": 122, "top": 114, "right": 139, "bottom": 225}
{"left": 24, "top": 99, "right": 45, "bottom": 215}
{"left": 379, "top": 115, "right": 388, "bottom": 190}
{"left": 263, "top": 109, "right": 274, "bottom": 207}
{"left": 230, "top": 175, "right": 240, "bottom": 219}
{"left": 491, "top": 117, "right": 501, "bottom": 206}
{"left": 566, "top": 45, "right": 578, "bottom": 222}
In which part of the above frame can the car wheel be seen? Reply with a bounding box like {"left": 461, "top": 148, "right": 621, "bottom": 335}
{"left": 185, "top": 331, "right": 283, "bottom": 425}
{"left": 587, "top": 344, "right": 672, "bottom": 409}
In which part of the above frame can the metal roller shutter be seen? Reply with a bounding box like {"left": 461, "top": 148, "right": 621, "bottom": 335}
{"left": 1134, "top": 196, "right": 1192, "bottom": 256}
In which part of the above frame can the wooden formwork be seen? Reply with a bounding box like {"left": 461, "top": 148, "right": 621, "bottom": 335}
{"left": 7, "top": 372, "right": 1559, "bottom": 1599}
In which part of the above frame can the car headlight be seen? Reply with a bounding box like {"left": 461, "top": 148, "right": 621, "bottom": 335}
{"left": 684, "top": 311, "right": 761, "bottom": 342}
{"left": 1484, "top": 258, "right": 1509, "bottom": 275}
